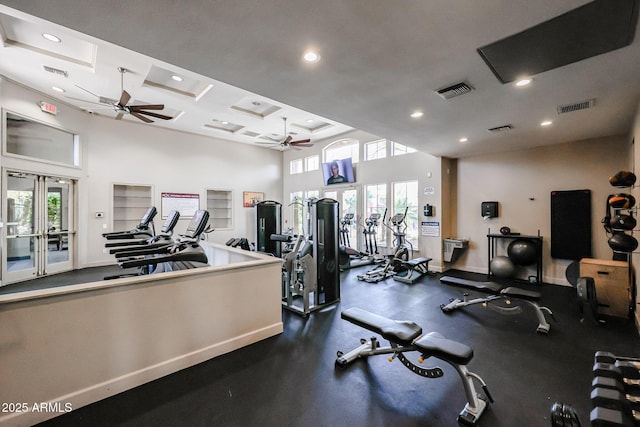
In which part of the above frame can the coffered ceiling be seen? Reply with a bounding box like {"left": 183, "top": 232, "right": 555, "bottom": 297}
{"left": 1, "top": 1, "right": 639, "bottom": 158}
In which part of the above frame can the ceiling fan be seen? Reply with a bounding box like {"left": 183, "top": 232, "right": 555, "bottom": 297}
{"left": 70, "top": 67, "right": 173, "bottom": 123}
{"left": 257, "top": 117, "right": 312, "bottom": 150}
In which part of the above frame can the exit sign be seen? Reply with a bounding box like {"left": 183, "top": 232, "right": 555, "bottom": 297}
{"left": 39, "top": 101, "right": 58, "bottom": 115}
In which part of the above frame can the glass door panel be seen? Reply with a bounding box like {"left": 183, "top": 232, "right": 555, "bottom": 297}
{"left": 45, "top": 177, "right": 73, "bottom": 274}
{"left": 5, "top": 172, "right": 38, "bottom": 282}
{"left": 323, "top": 187, "right": 360, "bottom": 251}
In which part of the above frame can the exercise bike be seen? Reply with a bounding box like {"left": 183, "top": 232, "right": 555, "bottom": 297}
{"left": 357, "top": 207, "right": 414, "bottom": 283}
{"left": 338, "top": 212, "right": 376, "bottom": 270}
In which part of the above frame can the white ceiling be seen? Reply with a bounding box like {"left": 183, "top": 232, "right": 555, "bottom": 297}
{"left": 1, "top": 1, "right": 639, "bottom": 158}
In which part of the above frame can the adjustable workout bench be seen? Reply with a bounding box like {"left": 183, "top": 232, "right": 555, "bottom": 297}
{"left": 393, "top": 256, "right": 432, "bottom": 284}
{"left": 337, "top": 307, "right": 493, "bottom": 426}
{"left": 439, "top": 276, "right": 554, "bottom": 334}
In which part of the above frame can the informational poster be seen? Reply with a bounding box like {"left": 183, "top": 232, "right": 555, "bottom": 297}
{"left": 421, "top": 221, "right": 440, "bottom": 237}
{"left": 161, "top": 192, "right": 200, "bottom": 218}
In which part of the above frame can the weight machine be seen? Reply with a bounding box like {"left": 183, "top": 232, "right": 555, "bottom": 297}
{"left": 278, "top": 198, "right": 340, "bottom": 316}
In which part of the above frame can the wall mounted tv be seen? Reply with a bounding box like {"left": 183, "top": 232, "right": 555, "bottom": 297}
{"left": 322, "top": 158, "right": 355, "bottom": 186}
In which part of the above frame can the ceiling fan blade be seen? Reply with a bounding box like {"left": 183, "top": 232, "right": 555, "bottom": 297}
{"left": 115, "top": 113, "right": 124, "bottom": 120}
{"left": 65, "top": 96, "right": 109, "bottom": 107}
{"left": 129, "top": 104, "right": 165, "bottom": 111}
{"left": 118, "top": 90, "right": 131, "bottom": 107}
{"left": 130, "top": 111, "right": 154, "bottom": 123}
{"left": 135, "top": 110, "right": 173, "bottom": 120}
{"left": 291, "top": 143, "right": 313, "bottom": 147}
{"left": 290, "top": 139, "right": 312, "bottom": 145}
{"left": 255, "top": 140, "right": 279, "bottom": 145}
{"left": 75, "top": 84, "right": 101, "bottom": 99}
{"left": 282, "top": 135, "right": 293, "bottom": 145}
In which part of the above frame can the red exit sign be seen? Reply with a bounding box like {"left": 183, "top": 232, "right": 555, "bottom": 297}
{"left": 39, "top": 101, "right": 58, "bottom": 115}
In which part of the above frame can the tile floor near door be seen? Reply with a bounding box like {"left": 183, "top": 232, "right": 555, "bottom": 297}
{"left": 25, "top": 266, "right": 640, "bottom": 427}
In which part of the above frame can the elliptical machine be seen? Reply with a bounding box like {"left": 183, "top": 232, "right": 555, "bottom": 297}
{"left": 357, "top": 207, "right": 413, "bottom": 283}
{"left": 338, "top": 212, "right": 376, "bottom": 270}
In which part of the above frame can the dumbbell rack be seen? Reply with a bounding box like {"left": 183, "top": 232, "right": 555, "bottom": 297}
{"left": 591, "top": 350, "right": 640, "bottom": 426}
{"left": 551, "top": 350, "right": 640, "bottom": 426}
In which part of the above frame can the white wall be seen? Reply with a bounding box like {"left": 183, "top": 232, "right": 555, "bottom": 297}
{"left": 281, "top": 130, "right": 447, "bottom": 270}
{"left": 0, "top": 79, "right": 283, "bottom": 271}
{"left": 456, "top": 135, "right": 631, "bottom": 285}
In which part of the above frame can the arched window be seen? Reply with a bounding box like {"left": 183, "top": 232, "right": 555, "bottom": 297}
{"left": 323, "top": 138, "right": 359, "bottom": 163}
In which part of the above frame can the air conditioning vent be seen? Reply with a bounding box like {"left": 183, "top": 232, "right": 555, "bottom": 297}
{"left": 436, "top": 82, "right": 474, "bottom": 99}
{"left": 488, "top": 124, "right": 513, "bottom": 132}
{"left": 557, "top": 98, "right": 595, "bottom": 114}
{"left": 43, "top": 65, "right": 68, "bottom": 77}
{"left": 242, "top": 130, "right": 260, "bottom": 138}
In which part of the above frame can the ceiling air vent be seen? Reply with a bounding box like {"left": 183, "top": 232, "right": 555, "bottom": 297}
{"left": 43, "top": 65, "right": 68, "bottom": 78}
{"left": 436, "top": 82, "right": 474, "bottom": 99}
{"left": 557, "top": 98, "right": 595, "bottom": 114}
{"left": 242, "top": 130, "right": 260, "bottom": 138}
{"left": 488, "top": 124, "right": 513, "bottom": 133}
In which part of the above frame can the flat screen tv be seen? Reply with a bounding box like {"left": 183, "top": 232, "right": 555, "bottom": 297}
{"left": 322, "top": 158, "right": 355, "bottom": 186}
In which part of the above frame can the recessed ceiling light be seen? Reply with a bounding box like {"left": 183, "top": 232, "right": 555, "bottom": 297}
{"left": 171, "top": 75, "right": 183, "bottom": 82}
{"left": 221, "top": 121, "right": 229, "bottom": 125}
{"left": 515, "top": 78, "right": 532, "bottom": 87}
{"left": 42, "top": 33, "right": 61, "bottom": 43}
{"left": 410, "top": 111, "right": 424, "bottom": 119}
{"left": 459, "top": 137, "right": 468, "bottom": 143}
{"left": 540, "top": 120, "right": 553, "bottom": 126}
{"left": 303, "top": 51, "right": 321, "bottom": 62}
{"left": 51, "top": 86, "right": 65, "bottom": 93}
{"left": 307, "top": 119, "right": 314, "bottom": 123}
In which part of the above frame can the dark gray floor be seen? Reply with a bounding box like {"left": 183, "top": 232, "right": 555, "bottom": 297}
{"left": 30, "top": 266, "right": 640, "bottom": 427}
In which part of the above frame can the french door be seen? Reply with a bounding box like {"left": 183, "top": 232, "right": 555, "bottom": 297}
{"left": 323, "top": 187, "right": 360, "bottom": 251}
{"left": 3, "top": 171, "right": 75, "bottom": 284}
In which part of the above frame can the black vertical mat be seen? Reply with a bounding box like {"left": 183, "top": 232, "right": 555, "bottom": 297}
{"left": 551, "top": 189, "right": 592, "bottom": 260}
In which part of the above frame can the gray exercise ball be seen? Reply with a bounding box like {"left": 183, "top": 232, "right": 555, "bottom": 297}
{"left": 490, "top": 256, "right": 515, "bottom": 278}
{"left": 507, "top": 239, "right": 537, "bottom": 266}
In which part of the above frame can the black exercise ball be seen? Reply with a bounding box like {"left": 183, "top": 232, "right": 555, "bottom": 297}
{"left": 490, "top": 256, "right": 515, "bottom": 278}
{"left": 507, "top": 239, "right": 537, "bottom": 266}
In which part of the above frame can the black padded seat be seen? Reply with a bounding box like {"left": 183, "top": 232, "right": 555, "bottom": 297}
{"left": 501, "top": 287, "right": 541, "bottom": 301}
{"left": 341, "top": 307, "right": 422, "bottom": 346}
{"left": 414, "top": 332, "right": 474, "bottom": 366}
{"left": 439, "top": 276, "right": 503, "bottom": 294}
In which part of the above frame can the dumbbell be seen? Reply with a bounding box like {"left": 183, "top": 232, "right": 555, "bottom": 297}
{"left": 594, "top": 351, "right": 640, "bottom": 367}
{"left": 594, "top": 363, "right": 640, "bottom": 382}
{"left": 594, "top": 376, "right": 640, "bottom": 395}
{"left": 592, "top": 387, "right": 640, "bottom": 411}
{"left": 550, "top": 402, "right": 582, "bottom": 427}
{"left": 596, "top": 352, "right": 640, "bottom": 371}
{"left": 591, "top": 406, "right": 637, "bottom": 427}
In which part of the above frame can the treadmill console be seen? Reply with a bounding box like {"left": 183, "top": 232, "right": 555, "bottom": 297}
{"left": 184, "top": 210, "right": 210, "bottom": 239}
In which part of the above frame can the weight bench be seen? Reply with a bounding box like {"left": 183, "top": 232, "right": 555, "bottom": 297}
{"left": 393, "top": 257, "right": 432, "bottom": 284}
{"left": 337, "top": 307, "right": 493, "bottom": 426}
{"left": 439, "top": 276, "right": 554, "bottom": 334}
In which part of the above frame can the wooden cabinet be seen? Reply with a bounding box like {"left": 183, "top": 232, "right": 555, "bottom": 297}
{"left": 580, "top": 258, "right": 631, "bottom": 318}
